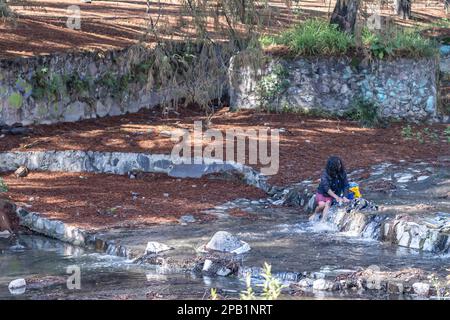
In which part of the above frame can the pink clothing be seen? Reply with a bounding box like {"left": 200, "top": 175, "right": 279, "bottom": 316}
{"left": 315, "top": 192, "right": 333, "bottom": 204}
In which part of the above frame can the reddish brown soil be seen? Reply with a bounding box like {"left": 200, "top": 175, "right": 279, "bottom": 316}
{"left": 0, "top": 171, "right": 265, "bottom": 230}
{"left": 2, "top": 107, "right": 449, "bottom": 186}
{"left": 1, "top": 0, "right": 448, "bottom": 58}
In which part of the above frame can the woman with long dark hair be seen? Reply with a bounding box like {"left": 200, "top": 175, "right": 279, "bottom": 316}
{"left": 310, "top": 156, "right": 350, "bottom": 221}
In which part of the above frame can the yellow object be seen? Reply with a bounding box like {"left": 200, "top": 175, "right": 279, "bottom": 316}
{"left": 349, "top": 185, "right": 361, "bottom": 198}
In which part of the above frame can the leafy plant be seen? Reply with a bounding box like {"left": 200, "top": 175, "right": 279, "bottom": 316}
{"left": 65, "top": 74, "right": 90, "bottom": 96}
{"left": 0, "top": 178, "right": 8, "bottom": 193}
{"left": 98, "top": 72, "right": 131, "bottom": 99}
{"left": 209, "top": 262, "right": 285, "bottom": 301}
{"left": 31, "top": 67, "right": 66, "bottom": 102}
{"left": 256, "top": 63, "right": 290, "bottom": 111}
{"left": 444, "top": 126, "right": 450, "bottom": 143}
{"left": 240, "top": 273, "right": 257, "bottom": 300}
{"left": 210, "top": 288, "right": 218, "bottom": 300}
{"left": 423, "top": 128, "right": 440, "bottom": 143}
{"left": 0, "top": 0, "right": 13, "bottom": 18}
{"left": 240, "top": 263, "right": 286, "bottom": 300}
{"left": 260, "top": 19, "right": 437, "bottom": 59}
{"left": 416, "top": 131, "right": 425, "bottom": 144}
{"left": 345, "top": 98, "right": 381, "bottom": 128}
{"left": 401, "top": 125, "right": 413, "bottom": 139}
{"left": 361, "top": 27, "right": 437, "bottom": 59}
{"left": 265, "top": 19, "right": 354, "bottom": 56}
{"left": 260, "top": 263, "right": 285, "bottom": 300}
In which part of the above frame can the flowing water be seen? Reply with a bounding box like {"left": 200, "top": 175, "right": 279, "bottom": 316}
{"left": 1, "top": 213, "right": 449, "bottom": 300}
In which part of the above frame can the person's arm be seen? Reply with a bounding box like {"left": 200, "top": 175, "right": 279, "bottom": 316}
{"left": 327, "top": 189, "right": 344, "bottom": 202}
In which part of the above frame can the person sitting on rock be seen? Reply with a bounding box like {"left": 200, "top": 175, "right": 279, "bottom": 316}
{"left": 310, "top": 156, "right": 350, "bottom": 222}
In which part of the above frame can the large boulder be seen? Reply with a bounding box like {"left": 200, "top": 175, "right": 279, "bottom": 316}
{"left": 8, "top": 278, "right": 26, "bottom": 295}
{"left": 145, "top": 241, "right": 173, "bottom": 255}
{"left": 204, "top": 231, "right": 250, "bottom": 254}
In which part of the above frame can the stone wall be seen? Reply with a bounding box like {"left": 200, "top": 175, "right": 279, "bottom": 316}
{"left": 0, "top": 150, "right": 270, "bottom": 192}
{"left": 229, "top": 56, "right": 439, "bottom": 121}
{"left": 0, "top": 46, "right": 442, "bottom": 125}
{"left": 0, "top": 45, "right": 227, "bottom": 126}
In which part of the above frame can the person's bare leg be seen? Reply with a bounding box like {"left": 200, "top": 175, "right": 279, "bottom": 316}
{"left": 309, "top": 201, "right": 325, "bottom": 222}
{"left": 321, "top": 201, "right": 332, "bottom": 221}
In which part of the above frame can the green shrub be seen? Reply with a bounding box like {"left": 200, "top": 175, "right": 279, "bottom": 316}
{"left": 31, "top": 67, "right": 65, "bottom": 102}
{"left": 266, "top": 19, "right": 354, "bottom": 56}
{"left": 345, "top": 98, "right": 382, "bottom": 128}
{"left": 401, "top": 125, "right": 413, "bottom": 139}
{"left": 209, "top": 262, "right": 285, "bottom": 300}
{"left": 255, "top": 63, "right": 290, "bottom": 110}
{"left": 98, "top": 72, "right": 131, "bottom": 99}
{"left": 65, "top": 74, "right": 91, "bottom": 96}
{"left": 0, "top": 0, "right": 12, "bottom": 18}
{"left": 240, "top": 262, "right": 286, "bottom": 300}
{"left": 260, "top": 19, "right": 437, "bottom": 59}
{"left": 362, "top": 27, "right": 437, "bottom": 59}
{"left": 0, "top": 178, "right": 7, "bottom": 193}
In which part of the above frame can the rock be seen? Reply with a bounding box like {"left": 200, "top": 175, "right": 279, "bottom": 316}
{"left": 159, "top": 130, "right": 172, "bottom": 137}
{"left": 297, "top": 278, "right": 314, "bottom": 288}
{"left": 204, "top": 231, "right": 251, "bottom": 254}
{"left": 312, "top": 279, "right": 334, "bottom": 291}
{"left": 8, "top": 279, "right": 26, "bottom": 295}
{"left": 412, "top": 282, "right": 430, "bottom": 296}
{"left": 395, "top": 173, "right": 413, "bottom": 183}
{"left": 0, "top": 230, "right": 11, "bottom": 238}
{"left": 387, "top": 282, "right": 405, "bottom": 294}
{"left": 145, "top": 241, "right": 173, "bottom": 255}
{"left": 202, "top": 259, "right": 214, "bottom": 272}
{"left": 306, "top": 194, "right": 316, "bottom": 213}
{"left": 216, "top": 267, "right": 232, "bottom": 277}
{"left": 179, "top": 215, "right": 196, "bottom": 224}
{"left": 311, "top": 272, "right": 326, "bottom": 279}
{"left": 201, "top": 259, "right": 232, "bottom": 277}
{"left": 9, "top": 126, "right": 31, "bottom": 135}
{"left": 14, "top": 166, "right": 29, "bottom": 178}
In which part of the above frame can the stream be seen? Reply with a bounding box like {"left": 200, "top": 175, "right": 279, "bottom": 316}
{"left": 1, "top": 214, "right": 449, "bottom": 300}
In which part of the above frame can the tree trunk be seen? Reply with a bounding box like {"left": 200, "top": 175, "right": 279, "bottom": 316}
{"left": 395, "top": 0, "right": 412, "bottom": 19}
{"left": 330, "top": 0, "right": 360, "bottom": 33}
{"left": 239, "top": 0, "right": 246, "bottom": 23}
{"left": 0, "top": 0, "right": 10, "bottom": 17}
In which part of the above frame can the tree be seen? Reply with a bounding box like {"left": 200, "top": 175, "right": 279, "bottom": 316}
{"left": 395, "top": 0, "right": 412, "bottom": 19}
{"left": 0, "top": 0, "right": 12, "bottom": 18}
{"left": 330, "top": 0, "right": 360, "bottom": 33}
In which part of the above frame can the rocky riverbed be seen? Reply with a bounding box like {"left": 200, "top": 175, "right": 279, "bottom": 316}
{"left": 1, "top": 158, "right": 449, "bottom": 300}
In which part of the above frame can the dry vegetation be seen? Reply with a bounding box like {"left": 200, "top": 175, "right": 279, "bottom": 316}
{"left": 0, "top": 0, "right": 449, "bottom": 58}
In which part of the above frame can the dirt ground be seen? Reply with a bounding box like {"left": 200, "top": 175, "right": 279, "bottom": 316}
{"left": 1, "top": 0, "right": 449, "bottom": 58}
{"left": 1, "top": 106, "right": 449, "bottom": 186}
{"left": 0, "top": 171, "right": 266, "bottom": 230}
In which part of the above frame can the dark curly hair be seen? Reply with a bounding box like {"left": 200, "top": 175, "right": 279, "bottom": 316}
{"left": 326, "top": 156, "right": 346, "bottom": 179}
